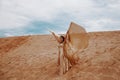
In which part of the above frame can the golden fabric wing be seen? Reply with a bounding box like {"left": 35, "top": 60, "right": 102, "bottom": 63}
{"left": 65, "top": 22, "right": 89, "bottom": 53}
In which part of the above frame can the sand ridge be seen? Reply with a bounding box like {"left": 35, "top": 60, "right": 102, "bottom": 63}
{"left": 0, "top": 31, "right": 120, "bottom": 80}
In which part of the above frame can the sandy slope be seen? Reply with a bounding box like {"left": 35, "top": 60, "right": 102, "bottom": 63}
{"left": 0, "top": 31, "right": 120, "bottom": 80}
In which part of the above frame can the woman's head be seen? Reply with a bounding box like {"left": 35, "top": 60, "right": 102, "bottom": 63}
{"left": 60, "top": 35, "right": 65, "bottom": 43}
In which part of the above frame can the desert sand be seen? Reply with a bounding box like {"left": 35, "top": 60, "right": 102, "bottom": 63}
{"left": 0, "top": 31, "right": 120, "bottom": 80}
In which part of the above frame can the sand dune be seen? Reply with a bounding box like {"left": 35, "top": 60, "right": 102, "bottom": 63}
{"left": 0, "top": 31, "right": 120, "bottom": 80}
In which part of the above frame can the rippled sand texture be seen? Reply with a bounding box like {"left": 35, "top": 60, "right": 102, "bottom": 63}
{"left": 0, "top": 31, "right": 120, "bottom": 80}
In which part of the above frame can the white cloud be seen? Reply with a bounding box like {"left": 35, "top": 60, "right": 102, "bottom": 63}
{"left": 0, "top": 0, "right": 93, "bottom": 30}
{"left": 0, "top": 0, "right": 120, "bottom": 32}
{"left": 85, "top": 18, "right": 120, "bottom": 31}
{"left": 0, "top": 12, "right": 30, "bottom": 29}
{"left": 4, "top": 33, "right": 14, "bottom": 37}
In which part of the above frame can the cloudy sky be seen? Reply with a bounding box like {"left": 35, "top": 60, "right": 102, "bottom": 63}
{"left": 0, "top": 0, "right": 120, "bottom": 37}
